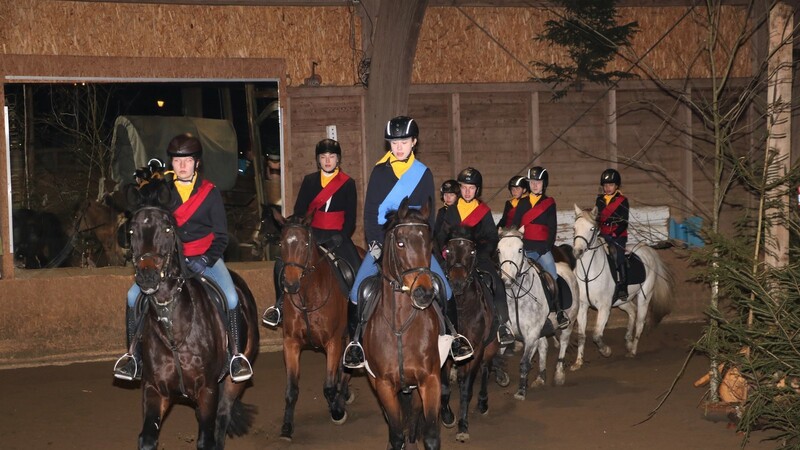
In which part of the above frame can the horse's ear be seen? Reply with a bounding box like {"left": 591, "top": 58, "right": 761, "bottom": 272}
{"left": 303, "top": 208, "right": 316, "bottom": 226}
{"left": 574, "top": 204, "right": 582, "bottom": 217}
{"left": 420, "top": 198, "right": 429, "bottom": 218}
{"left": 156, "top": 182, "right": 172, "bottom": 207}
{"left": 125, "top": 183, "right": 142, "bottom": 210}
{"left": 270, "top": 206, "right": 286, "bottom": 229}
{"left": 590, "top": 206, "right": 598, "bottom": 218}
{"left": 519, "top": 225, "right": 525, "bottom": 235}
{"left": 398, "top": 196, "right": 410, "bottom": 218}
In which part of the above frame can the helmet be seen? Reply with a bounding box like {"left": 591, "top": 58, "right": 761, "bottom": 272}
{"left": 385, "top": 116, "right": 419, "bottom": 140}
{"left": 440, "top": 179, "right": 459, "bottom": 201}
{"left": 315, "top": 138, "right": 342, "bottom": 157}
{"left": 508, "top": 175, "right": 529, "bottom": 193}
{"left": 527, "top": 166, "right": 549, "bottom": 192}
{"left": 600, "top": 168, "right": 621, "bottom": 186}
{"left": 457, "top": 167, "right": 483, "bottom": 196}
{"left": 166, "top": 133, "right": 202, "bottom": 159}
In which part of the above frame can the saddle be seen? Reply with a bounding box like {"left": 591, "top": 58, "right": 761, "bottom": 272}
{"left": 528, "top": 259, "right": 558, "bottom": 312}
{"left": 356, "top": 273, "right": 448, "bottom": 336}
{"left": 600, "top": 238, "right": 646, "bottom": 286}
{"left": 319, "top": 244, "right": 356, "bottom": 295}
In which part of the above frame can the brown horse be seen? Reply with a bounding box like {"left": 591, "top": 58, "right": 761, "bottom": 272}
{"left": 273, "top": 212, "right": 351, "bottom": 441}
{"left": 363, "top": 198, "right": 442, "bottom": 450}
{"left": 127, "top": 180, "right": 259, "bottom": 449}
{"left": 73, "top": 195, "right": 130, "bottom": 267}
{"left": 439, "top": 228, "right": 500, "bottom": 443}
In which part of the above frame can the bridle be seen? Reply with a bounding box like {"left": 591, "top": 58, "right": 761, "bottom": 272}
{"left": 280, "top": 222, "right": 318, "bottom": 293}
{"left": 383, "top": 221, "right": 435, "bottom": 310}
{"left": 130, "top": 206, "right": 182, "bottom": 296}
{"left": 444, "top": 237, "right": 477, "bottom": 294}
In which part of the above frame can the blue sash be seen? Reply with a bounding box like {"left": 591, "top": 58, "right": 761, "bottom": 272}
{"left": 377, "top": 160, "right": 427, "bottom": 225}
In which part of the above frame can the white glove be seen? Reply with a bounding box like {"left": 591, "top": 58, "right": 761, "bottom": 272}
{"left": 369, "top": 241, "right": 382, "bottom": 260}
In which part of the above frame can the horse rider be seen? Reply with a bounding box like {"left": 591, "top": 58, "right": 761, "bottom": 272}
{"left": 435, "top": 167, "right": 516, "bottom": 346}
{"left": 500, "top": 175, "right": 529, "bottom": 228}
{"left": 343, "top": 115, "right": 473, "bottom": 369}
{"left": 114, "top": 133, "right": 253, "bottom": 383}
{"left": 512, "top": 166, "right": 569, "bottom": 329}
{"left": 262, "top": 138, "right": 360, "bottom": 327}
{"left": 434, "top": 179, "right": 459, "bottom": 238}
{"left": 596, "top": 168, "right": 630, "bottom": 300}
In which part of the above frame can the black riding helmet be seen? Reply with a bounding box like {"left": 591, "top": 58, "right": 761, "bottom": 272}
{"left": 457, "top": 167, "right": 483, "bottom": 197}
{"left": 600, "top": 168, "right": 621, "bottom": 186}
{"left": 527, "top": 166, "right": 548, "bottom": 194}
{"left": 440, "top": 179, "right": 459, "bottom": 201}
{"left": 508, "top": 175, "right": 529, "bottom": 194}
{"left": 385, "top": 116, "right": 419, "bottom": 140}
{"left": 166, "top": 133, "right": 202, "bottom": 159}
{"left": 315, "top": 138, "right": 342, "bottom": 157}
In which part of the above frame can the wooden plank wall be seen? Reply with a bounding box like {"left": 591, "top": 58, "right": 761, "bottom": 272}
{"left": 283, "top": 81, "right": 755, "bottom": 245}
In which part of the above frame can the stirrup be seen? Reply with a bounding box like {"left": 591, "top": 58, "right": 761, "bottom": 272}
{"left": 556, "top": 311, "right": 570, "bottom": 330}
{"left": 229, "top": 354, "right": 253, "bottom": 383}
{"left": 450, "top": 334, "right": 474, "bottom": 362}
{"left": 262, "top": 306, "right": 281, "bottom": 327}
{"left": 113, "top": 353, "right": 141, "bottom": 381}
{"left": 343, "top": 341, "right": 365, "bottom": 369}
{"left": 497, "top": 324, "right": 516, "bottom": 346}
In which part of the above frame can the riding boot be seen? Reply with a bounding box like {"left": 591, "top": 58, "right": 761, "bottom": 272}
{"left": 113, "top": 305, "right": 142, "bottom": 381}
{"left": 493, "top": 287, "right": 515, "bottom": 346}
{"left": 228, "top": 305, "right": 253, "bottom": 383}
{"left": 614, "top": 258, "right": 628, "bottom": 301}
{"left": 446, "top": 298, "right": 474, "bottom": 362}
{"left": 262, "top": 259, "right": 285, "bottom": 326}
{"left": 343, "top": 300, "right": 366, "bottom": 369}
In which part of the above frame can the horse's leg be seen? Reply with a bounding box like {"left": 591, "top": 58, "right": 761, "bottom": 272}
{"left": 195, "top": 386, "right": 220, "bottom": 450}
{"left": 554, "top": 326, "right": 573, "bottom": 386}
{"left": 280, "top": 339, "right": 301, "bottom": 441}
{"left": 214, "top": 378, "right": 247, "bottom": 446}
{"left": 477, "top": 360, "right": 491, "bottom": 415}
{"left": 455, "top": 360, "right": 478, "bottom": 442}
{"left": 440, "top": 360, "right": 456, "bottom": 428}
{"left": 617, "top": 301, "right": 637, "bottom": 357}
{"left": 418, "top": 373, "right": 442, "bottom": 450}
{"left": 324, "top": 337, "right": 348, "bottom": 424}
{"left": 570, "top": 292, "right": 590, "bottom": 371}
{"left": 138, "top": 385, "right": 169, "bottom": 450}
{"left": 375, "top": 380, "right": 406, "bottom": 450}
{"left": 514, "top": 339, "right": 535, "bottom": 400}
{"left": 592, "top": 296, "right": 613, "bottom": 358}
{"left": 532, "top": 337, "right": 548, "bottom": 387}
{"left": 628, "top": 292, "right": 650, "bottom": 357}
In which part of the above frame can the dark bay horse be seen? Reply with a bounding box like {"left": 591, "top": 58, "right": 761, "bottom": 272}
{"left": 439, "top": 229, "right": 500, "bottom": 443}
{"left": 126, "top": 180, "right": 259, "bottom": 449}
{"left": 273, "top": 211, "right": 351, "bottom": 441}
{"left": 363, "top": 198, "right": 442, "bottom": 450}
{"left": 72, "top": 194, "right": 130, "bottom": 267}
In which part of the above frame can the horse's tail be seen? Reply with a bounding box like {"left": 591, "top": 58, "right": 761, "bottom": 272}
{"left": 641, "top": 246, "right": 674, "bottom": 327}
{"left": 226, "top": 399, "right": 258, "bottom": 437}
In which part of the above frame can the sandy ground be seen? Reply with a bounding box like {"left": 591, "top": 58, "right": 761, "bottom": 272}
{"left": 0, "top": 322, "right": 781, "bottom": 450}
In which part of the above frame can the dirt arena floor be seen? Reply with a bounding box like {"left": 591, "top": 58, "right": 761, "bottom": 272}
{"left": 0, "top": 322, "right": 781, "bottom": 450}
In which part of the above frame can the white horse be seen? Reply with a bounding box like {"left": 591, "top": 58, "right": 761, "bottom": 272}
{"left": 497, "top": 227, "right": 579, "bottom": 400}
{"left": 570, "top": 205, "right": 674, "bottom": 371}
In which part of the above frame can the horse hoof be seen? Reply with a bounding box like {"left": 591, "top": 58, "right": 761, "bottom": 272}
{"left": 495, "top": 370, "right": 510, "bottom": 387}
{"left": 279, "top": 435, "right": 292, "bottom": 442}
{"left": 513, "top": 391, "right": 526, "bottom": 401}
{"left": 626, "top": 351, "right": 636, "bottom": 358}
{"left": 531, "top": 378, "right": 546, "bottom": 388}
{"left": 455, "top": 432, "right": 470, "bottom": 442}
{"left": 280, "top": 423, "right": 293, "bottom": 441}
{"left": 599, "top": 347, "right": 612, "bottom": 358}
{"left": 332, "top": 410, "right": 348, "bottom": 425}
{"left": 442, "top": 411, "right": 456, "bottom": 428}
{"left": 346, "top": 391, "right": 356, "bottom": 405}
{"left": 478, "top": 404, "right": 489, "bottom": 415}
{"left": 569, "top": 362, "right": 583, "bottom": 372}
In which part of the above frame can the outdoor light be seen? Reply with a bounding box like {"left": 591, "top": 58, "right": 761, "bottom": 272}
{"left": 156, "top": 99, "right": 165, "bottom": 108}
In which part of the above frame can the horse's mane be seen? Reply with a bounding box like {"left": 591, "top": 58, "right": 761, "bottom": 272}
{"left": 448, "top": 225, "right": 474, "bottom": 241}
{"left": 126, "top": 177, "right": 174, "bottom": 211}
{"left": 383, "top": 200, "right": 428, "bottom": 231}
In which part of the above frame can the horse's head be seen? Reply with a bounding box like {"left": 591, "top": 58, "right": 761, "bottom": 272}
{"left": 278, "top": 212, "right": 318, "bottom": 295}
{"left": 383, "top": 198, "right": 435, "bottom": 309}
{"left": 127, "top": 179, "right": 179, "bottom": 294}
{"left": 444, "top": 227, "right": 477, "bottom": 296}
{"left": 497, "top": 226, "right": 525, "bottom": 286}
{"left": 573, "top": 204, "right": 599, "bottom": 258}
{"left": 258, "top": 203, "right": 283, "bottom": 246}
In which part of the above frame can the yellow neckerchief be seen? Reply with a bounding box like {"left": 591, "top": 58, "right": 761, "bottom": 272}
{"left": 457, "top": 197, "right": 479, "bottom": 220}
{"left": 172, "top": 171, "right": 197, "bottom": 203}
{"left": 376, "top": 151, "right": 416, "bottom": 179}
{"left": 320, "top": 167, "right": 339, "bottom": 188}
{"left": 603, "top": 190, "right": 621, "bottom": 205}
{"left": 510, "top": 197, "right": 520, "bottom": 208}
{"left": 529, "top": 194, "right": 542, "bottom": 206}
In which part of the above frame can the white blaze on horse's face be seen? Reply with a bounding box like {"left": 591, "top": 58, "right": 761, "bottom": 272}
{"left": 573, "top": 211, "right": 595, "bottom": 259}
{"left": 497, "top": 228, "right": 525, "bottom": 286}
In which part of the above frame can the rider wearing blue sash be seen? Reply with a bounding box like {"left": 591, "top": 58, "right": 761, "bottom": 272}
{"left": 114, "top": 134, "right": 253, "bottom": 383}
{"left": 343, "top": 116, "right": 473, "bottom": 369}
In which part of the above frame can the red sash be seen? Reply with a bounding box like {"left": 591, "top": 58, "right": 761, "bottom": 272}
{"left": 461, "top": 202, "right": 490, "bottom": 228}
{"left": 173, "top": 180, "right": 213, "bottom": 227}
{"left": 504, "top": 207, "right": 517, "bottom": 227}
{"left": 312, "top": 210, "right": 345, "bottom": 230}
{"left": 308, "top": 172, "right": 350, "bottom": 214}
{"left": 520, "top": 197, "right": 554, "bottom": 241}
{"left": 599, "top": 196, "right": 627, "bottom": 236}
{"left": 172, "top": 180, "right": 215, "bottom": 256}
